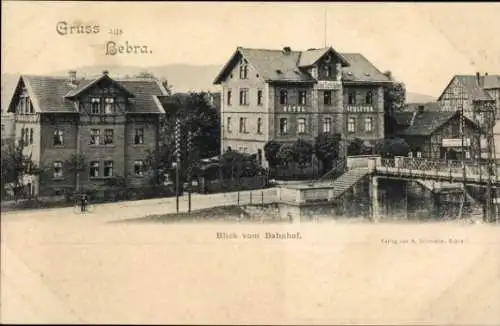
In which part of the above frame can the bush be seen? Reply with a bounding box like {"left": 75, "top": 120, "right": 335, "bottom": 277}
{"left": 347, "top": 138, "right": 373, "bottom": 156}
{"left": 264, "top": 140, "right": 282, "bottom": 167}
{"left": 374, "top": 137, "right": 410, "bottom": 158}
{"left": 293, "top": 138, "right": 313, "bottom": 167}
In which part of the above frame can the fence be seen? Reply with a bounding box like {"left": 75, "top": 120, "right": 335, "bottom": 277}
{"left": 198, "top": 175, "right": 268, "bottom": 194}
{"left": 270, "top": 161, "right": 323, "bottom": 181}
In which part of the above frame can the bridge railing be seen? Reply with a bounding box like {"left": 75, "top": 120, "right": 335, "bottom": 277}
{"left": 377, "top": 156, "right": 497, "bottom": 179}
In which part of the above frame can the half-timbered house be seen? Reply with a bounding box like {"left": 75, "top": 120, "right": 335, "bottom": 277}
{"left": 6, "top": 70, "right": 168, "bottom": 196}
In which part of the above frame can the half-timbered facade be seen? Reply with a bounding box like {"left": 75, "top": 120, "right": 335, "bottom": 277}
{"left": 437, "top": 73, "right": 500, "bottom": 161}
{"left": 214, "top": 46, "right": 391, "bottom": 167}
{"left": 7, "top": 71, "right": 167, "bottom": 196}
{"left": 392, "top": 109, "right": 482, "bottom": 161}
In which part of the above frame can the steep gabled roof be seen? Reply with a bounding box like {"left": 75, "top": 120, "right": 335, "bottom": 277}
{"left": 297, "top": 47, "right": 350, "bottom": 67}
{"left": 483, "top": 74, "right": 500, "bottom": 89}
{"left": 341, "top": 53, "right": 391, "bottom": 83}
{"left": 214, "top": 46, "right": 391, "bottom": 85}
{"left": 393, "top": 111, "right": 477, "bottom": 136}
{"left": 7, "top": 74, "right": 166, "bottom": 114}
{"left": 437, "top": 75, "right": 496, "bottom": 102}
{"left": 65, "top": 74, "right": 135, "bottom": 99}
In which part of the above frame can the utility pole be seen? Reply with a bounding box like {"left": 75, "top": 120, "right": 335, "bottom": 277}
{"left": 175, "top": 117, "right": 181, "bottom": 214}
{"left": 187, "top": 128, "right": 192, "bottom": 214}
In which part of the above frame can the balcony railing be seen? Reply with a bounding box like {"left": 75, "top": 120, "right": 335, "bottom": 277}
{"left": 345, "top": 105, "right": 375, "bottom": 113}
{"left": 15, "top": 114, "right": 40, "bottom": 123}
{"left": 314, "top": 80, "right": 342, "bottom": 90}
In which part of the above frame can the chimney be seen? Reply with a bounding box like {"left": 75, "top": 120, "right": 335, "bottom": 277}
{"left": 282, "top": 46, "right": 292, "bottom": 54}
{"left": 68, "top": 70, "right": 77, "bottom": 84}
{"left": 476, "top": 72, "right": 481, "bottom": 87}
{"left": 417, "top": 105, "right": 425, "bottom": 113}
{"left": 102, "top": 70, "right": 109, "bottom": 76}
{"left": 485, "top": 72, "right": 488, "bottom": 76}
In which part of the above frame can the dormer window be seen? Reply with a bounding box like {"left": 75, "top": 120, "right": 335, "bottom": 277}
{"left": 104, "top": 97, "right": 115, "bottom": 114}
{"left": 239, "top": 59, "right": 248, "bottom": 79}
{"left": 91, "top": 97, "right": 101, "bottom": 114}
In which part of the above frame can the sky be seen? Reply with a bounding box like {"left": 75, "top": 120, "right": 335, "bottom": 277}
{"left": 2, "top": 1, "right": 500, "bottom": 97}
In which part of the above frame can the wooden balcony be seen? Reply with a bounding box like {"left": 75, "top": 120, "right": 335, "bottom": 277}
{"left": 314, "top": 80, "right": 342, "bottom": 90}
{"left": 15, "top": 114, "right": 40, "bottom": 123}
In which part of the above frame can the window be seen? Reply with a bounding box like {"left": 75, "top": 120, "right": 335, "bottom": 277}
{"left": 280, "top": 90, "right": 288, "bottom": 105}
{"left": 323, "top": 117, "right": 332, "bottom": 133}
{"left": 28, "top": 99, "right": 34, "bottom": 114}
{"left": 226, "top": 117, "right": 232, "bottom": 132}
{"left": 53, "top": 129, "right": 64, "bottom": 146}
{"left": 257, "top": 117, "right": 263, "bottom": 134}
{"left": 90, "top": 129, "right": 100, "bottom": 145}
{"left": 416, "top": 151, "right": 422, "bottom": 158}
{"left": 104, "top": 129, "right": 114, "bottom": 145}
{"left": 364, "top": 117, "right": 373, "bottom": 132}
{"left": 24, "top": 128, "right": 29, "bottom": 145}
{"left": 365, "top": 91, "right": 373, "bottom": 105}
{"left": 134, "top": 160, "right": 145, "bottom": 177}
{"left": 90, "top": 161, "right": 100, "bottom": 178}
{"left": 104, "top": 161, "right": 113, "bottom": 177}
{"left": 104, "top": 97, "right": 115, "bottom": 114}
{"left": 257, "top": 90, "right": 263, "bottom": 105}
{"left": 257, "top": 149, "right": 263, "bottom": 165}
{"left": 279, "top": 118, "right": 288, "bottom": 135}
{"left": 239, "top": 59, "right": 248, "bottom": 79}
{"left": 1, "top": 124, "right": 4, "bottom": 132}
{"left": 465, "top": 151, "right": 471, "bottom": 159}
{"left": 53, "top": 161, "right": 63, "bottom": 178}
{"left": 91, "top": 97, "right": 101, "bottom": 114}
{"left": 239, "top": 117, "right": 247, "bottom": 133}
{"left": 135, "top": 128, "right": 144, "bottom": 144}
{"left": 348, "top": 91, "right": 356, "bottom": 105}
{"left": 324, "top": 65, "right": 332, "bottom": 77}
{"left": 227, "top": 90, "right": 232, "bottom": 105}
{"left": 298, "top": 118, "right": 306, "bottom": 134}
{"left": 29, "top": 128, "right": 33, "bottom": 144}
{"left": 348, "top": 117, "right": 356, "bottom": 133}
{"left": 324, "top": 91, "right": 332, "bottom": 105}
{"left": 299, "top": 91, "right": 307, "bottom": 105}
{"left": 239, "top": 89, "right": 249, "bottom": 105}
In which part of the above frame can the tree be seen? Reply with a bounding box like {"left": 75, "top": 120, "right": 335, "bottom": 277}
{"left": 374, "top": 137, "right": 410, "bottom": 158}
{"left": 276, "top": 144, "right": 296, "bottom": 168}
{"left": 264, "top": 140, "right": 282, "bottom": 168}
{"left": 293, "top": 138, "right": 313, "bottom": 167}
{"left": 347, "top": 138, "right": 364, "bottom": 156}
{"left": 150, "top": 92, "right": 221, "bottom": 185}
{"left": 383, "top": 71, "right": 406, "bottom": 114}
{"left": 65, "top": 153, "right": 87, "bottom": 193}
{"left": 314, "top": 132, "right": 341, "bottom": 173}
{"left": 1, "top": 140, "right": 42, "bottom": 199}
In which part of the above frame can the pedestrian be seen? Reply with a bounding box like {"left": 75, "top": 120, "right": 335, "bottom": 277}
{"left": 81, "top": 194, "right": 88, "bottom": 212}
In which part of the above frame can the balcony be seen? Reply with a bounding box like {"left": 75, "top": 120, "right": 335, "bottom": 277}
{"left": 442, "top": 138, "right": 471, "bottom": 147}
{"left": 345, "top": 105, "right": 374, "bottom": 113}
{"left": 314, "top": 80, "right": 342, "bottom": 90}
{"left": 15, "top": 114, "right": 40, "bottom": 123}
